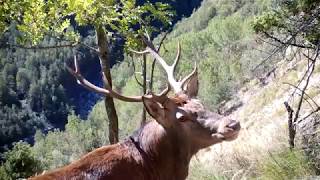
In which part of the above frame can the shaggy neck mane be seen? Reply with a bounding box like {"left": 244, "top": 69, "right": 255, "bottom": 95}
{"left": 129, "top": 120, "right": 192, "bottom": 180}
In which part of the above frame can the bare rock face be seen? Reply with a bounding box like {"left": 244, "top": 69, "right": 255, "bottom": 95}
{"left": 297, "top": 113, "right": 320, "bottom": 173}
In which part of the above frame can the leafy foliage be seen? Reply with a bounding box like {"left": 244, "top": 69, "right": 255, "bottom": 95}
{"left": 1, "top": 0, "right": 174, "bottom": 49}
{"left": 0, "top": 141, "right": 43, "bottom": 180}
{"left": 0, "top": 31, "right": 72, "bottom": 150}
{"left": 32, "top": 111, "right": 109, "bottom": 169}
{"left": 253, "top": 0, "right": 320, "bottom": 46}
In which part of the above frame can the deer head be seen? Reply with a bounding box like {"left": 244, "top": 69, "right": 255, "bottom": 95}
{"left": 140, "top": 38, "right": 240, "bottom": 152}
{"left": 67, "top": 37, "right": 240, "bottom": 154}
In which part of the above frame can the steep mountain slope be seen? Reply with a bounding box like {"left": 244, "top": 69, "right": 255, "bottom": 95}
{"left": 188, "top": 57, "right": 320, "bottom": 179}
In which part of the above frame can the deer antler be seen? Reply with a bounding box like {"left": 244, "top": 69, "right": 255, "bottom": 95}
{"left": 67, "top": 36, "right": 195, "bottom": 103}
{"left": 67, "top": 55, "right": 169, "bottom": 102}
{"left": 133, "top": 36, "right": 197, "bottom": 94}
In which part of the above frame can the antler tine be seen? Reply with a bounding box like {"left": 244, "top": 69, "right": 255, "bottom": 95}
{"left": 181, "top": 62, "right": 197, "bottom": 88}
{"left": 141, "top": 37, "right": 183, "bottom": 93}
{"left": 172, "top": 42, "right": 181, "bottom": 73}
{"left": 159, "top": 83, "right": 171, "bottom": 96}
{"left": 68, "top": 55, "right": 144, "bottom": 102}
{"left": 66, "top": 56, "right": 111, "bottom": 96}
{"left": 144, "top": 83, "right": 171, "bottom": 103}
{"left": 140, "top": 36, "right": 197, "bottom": 95}
{"left": 152, "top": 82, "right": 171, "bottom": 97}
{"left": 145, "top": 45, "right": 183, "bottom": 92}
{"left": 71, "top": 55, "right": 81, "bottom": 85}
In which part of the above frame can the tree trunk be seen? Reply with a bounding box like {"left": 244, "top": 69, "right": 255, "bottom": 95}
{"left": 96, "top": 26, "right": 119, "bottom": 144}
{"left": 284, "top": 102, "right": 295, "bottom": 149}
{"left": 141, "top": 53, "right": 147, "bottom": 126}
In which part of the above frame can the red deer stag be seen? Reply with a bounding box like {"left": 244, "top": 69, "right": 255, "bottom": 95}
{"left": 29, "top": 38, "right": 241, "bottom": 180}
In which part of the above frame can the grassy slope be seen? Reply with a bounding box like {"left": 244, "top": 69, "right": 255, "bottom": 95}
{"left": 188, "top": 53, "right": 320, "bottom": 179}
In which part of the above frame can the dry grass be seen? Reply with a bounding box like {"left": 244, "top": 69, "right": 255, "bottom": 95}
{"left": 188, "top": 59, "right": 320, "bottom": 179}
{"left": 257, "top": 149, "right": 315, "bottom": 180}
{"left": 189, "top": 123, "right": 288, "bottom": 179}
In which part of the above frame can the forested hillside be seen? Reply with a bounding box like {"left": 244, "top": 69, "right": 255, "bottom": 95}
{"left": 0, "top": 32, "right": 73, "bottom": 151}
{"left": 1, "top": 0, "right": 320, "bottom": 179}
{"left": 0, "top": 0, "right": 200, "bottom": 151}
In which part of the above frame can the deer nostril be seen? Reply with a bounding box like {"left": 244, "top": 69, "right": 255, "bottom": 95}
{"left": 227, "top": 121, "right": 241, "bottom": 131}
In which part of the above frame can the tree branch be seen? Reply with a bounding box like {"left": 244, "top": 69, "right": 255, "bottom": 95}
{"left": 283, "top": 82, "right": 319, "bottom": 110}
{"left": 79, "top": 42, "right": 99, "bottom": 53}
{"left": 283, "top": 82, "right": 320, "bottom": 108}
{"left": 263, "top": 32, "right": 313, "bottom": 49}
{"left": 253, "top": 9, "right": 320, "bottom": 71}
{"left": 292, "top": 48, "right": 318, "bottom": 124}
{"left": 1, "top": 42, "right": 77, "bottom": 49}
{"left": 296, "top": 107, "right": 320, "bottom": 124}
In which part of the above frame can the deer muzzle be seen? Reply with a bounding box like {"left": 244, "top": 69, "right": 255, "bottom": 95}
{"left": 226, "top": 120, "right": 241, "bottom": 131}
{"left": 215, "top": 119, "right": 241, "bottom": 141}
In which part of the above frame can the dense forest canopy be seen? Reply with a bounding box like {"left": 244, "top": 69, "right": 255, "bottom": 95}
{"left": 0, "top": 33, "right": 73, "bottom": 151}
{"left": 0, "top": 0, "right": 175, "bottom": 149}
{"left": 0, "top": 0, "right": 320, "bottom": 179}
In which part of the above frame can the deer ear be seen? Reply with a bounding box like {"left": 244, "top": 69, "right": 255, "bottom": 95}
{"left": 142, "top": 96, "right": 165, "bottom": 119}
{"left": 143, "top": 96, "right": 171, "bottom": 127}
{"left": 183, "top": 70, "right": 199, "bottom": 97}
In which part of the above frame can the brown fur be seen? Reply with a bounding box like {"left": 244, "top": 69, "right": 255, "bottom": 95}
{"left": 29, "top": 96, "right": 240, "bottom": 180}
{"left": 29, "top": 121, "right": 191, "bottom": 180}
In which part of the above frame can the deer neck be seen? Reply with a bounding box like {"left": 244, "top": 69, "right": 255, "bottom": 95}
{"left": 130, "top": 121, "right": 193, "bottom": 180}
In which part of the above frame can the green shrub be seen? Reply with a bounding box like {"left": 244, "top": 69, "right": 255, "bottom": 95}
{"left": 257, "top": 149, "right": 315, "bottom": 180}
{"left": 0, "top": 141, "right": 43, "bottom": 180}
{"left": 32, "top": 113, "right": 103, "bottom": 169}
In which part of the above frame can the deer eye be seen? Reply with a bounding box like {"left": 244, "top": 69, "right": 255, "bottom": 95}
{"left": 176, "top": 111, "right": 188, "bottom": 122}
